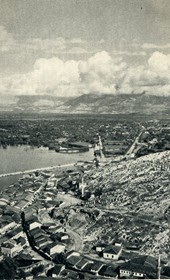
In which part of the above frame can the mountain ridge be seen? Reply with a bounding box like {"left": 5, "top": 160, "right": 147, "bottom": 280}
{"left": 0, "top": 93, "right": 170, "bottom": 115}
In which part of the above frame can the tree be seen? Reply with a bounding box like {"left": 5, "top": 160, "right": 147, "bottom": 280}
{"left": 32, "top": 265, "right": 44, "bottom": 276}
{"left": 18, "top": 269, "right": 26, "bottom": 279}
{"left": 0, "top": 257, "right": 17, "bottom": 279}
{"left": 54, "top": 253, "right": 66, "bottom": 264}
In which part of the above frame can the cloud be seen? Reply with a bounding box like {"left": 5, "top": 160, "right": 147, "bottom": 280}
{"left": 25, "top": 37, "right": 66, "bottom": 52}
{"left": 69, "top": 38, "right": 86, "bottom": 44}
{"left": 0, "top": 26, "right": 16, "bottom": 52}
{"left": 113, "top": 50, "right": 147, "bottom": 56}
{"left": 0, "top": 56, "right": 81, "bottom": 96}
{"left": 0, "top": 51, "right": 126, "bottom": 96}
{"left": 121, "top": 51, "right": 170, "bottom": 95}
{"left": 79, "top": 51, "right": 127, "bottom": 94}
{"left": 148, "top": 51, "right": 170, "bottom": 74}
{"left": 0, "top": 26, "right": 89, "bottom": 55}
{"left": 1, "top": 50, "right": 170, "bottom": 97}
{"left": 142, "top": 43, "right": 170, "bottom": 50}
{"left": 0, "top": 26, "right": 68, "bottom": 54}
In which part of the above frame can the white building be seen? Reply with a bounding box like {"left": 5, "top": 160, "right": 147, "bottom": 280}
{"left": 103, "top": 245, "right": 122, "bottom": 260}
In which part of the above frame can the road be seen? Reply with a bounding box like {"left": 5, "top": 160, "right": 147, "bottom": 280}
{"left": 126, "top": 125, "right": 145, "bottom": 156}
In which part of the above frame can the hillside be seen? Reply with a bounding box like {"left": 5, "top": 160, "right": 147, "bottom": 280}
{"left": 0, "top": 93, "right": 170, "bottom": 116}
{"left": 64, "top": 93, "right": 170, "bottom": 115}
{"left": 84, "top": 150, "right": 170, "bottom": 259}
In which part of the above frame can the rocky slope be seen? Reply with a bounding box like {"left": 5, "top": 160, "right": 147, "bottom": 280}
{"left": 85, "top": 151, "right": 170, "bottom": 259}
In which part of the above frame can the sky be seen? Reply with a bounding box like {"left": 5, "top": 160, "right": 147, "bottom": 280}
{"left": 0, "top": 0, "right": 170, "bottom": 97}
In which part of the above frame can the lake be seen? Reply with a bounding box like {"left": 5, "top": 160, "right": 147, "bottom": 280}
{"left": 0, "top": 145, "right": 94, "bottom": 190}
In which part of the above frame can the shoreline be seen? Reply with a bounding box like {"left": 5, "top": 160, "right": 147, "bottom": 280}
{"left": 0, "top": 163, "right": 76, "bottom": 178}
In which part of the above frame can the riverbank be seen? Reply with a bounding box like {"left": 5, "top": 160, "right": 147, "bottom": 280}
{"left": 0, "top": 163, "right": 75, "bottom": 178}
{"left": 0, "top": 145, "right": 94, "bottom": 191}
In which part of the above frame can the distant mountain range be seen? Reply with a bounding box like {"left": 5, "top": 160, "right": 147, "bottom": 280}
{"left": 0, "top": 93, "right": 170, "bottom": 116}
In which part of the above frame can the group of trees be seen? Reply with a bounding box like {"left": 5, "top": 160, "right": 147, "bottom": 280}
{"left": 0, "top": 258, "right": 17, "bottom": 279}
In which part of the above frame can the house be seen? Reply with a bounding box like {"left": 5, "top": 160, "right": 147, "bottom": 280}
{"left": 7, "top": 225, "right": 24, "bottom": 240}
{"left": 113, "top": 240, "right": 122, "bottom": 247}
{"left": 119, "top": 262, "right": 145, "bottom": 278}
{"left": 29, "top": 221, "right": 42, "bottom": 230}
{"left": 16, "top": 236, "right": 27, "bottom": 248}
{"left": 3, "top": 205, "right": 20, "bottom": 215}
{"left": 1, "top": 242, "right": 15, "bottom": 257}
{"left": 98, "top": 264, "right": 118, "bottom": 278}
{"left": 44, "top": 224, "right": 65, "bottom": 234}
{"left": 14, "top": 254, "right": 43, "bottom": 273}
{"left": 35, "top": 236, "right": 52, "bottom": 248}
{"left": 95, "top": 243, "right": 107, "bottom": 252}
{"left": 52, "top": 232, "right": 69, "bottom": 242}
{"left": 119, "top": 255, "right": 159, "bottom": 279}
{"left": 29, "top": 227, "right": 42, "bottom": 237}
{"left": 65, "top": 251, "right": 80, "bottom": 258}
{"left": 43, "top": 242, "right": 65, "bottom": 256}
{"left": 0, "top": 220, "right": 16, "bottom": 234}
{"left": 103, "top": 245, "right": 122, "bottom": 260}
{"left": 98, "top": 264, "right": 109, "bottom": 276}
{"left": 75, "top": 258, "right": 92, "bottom": 271}
{"left": 1, "top": 239, "right": 23, "bottom": 257}
{"left": 81, "top": 262, "right": 94, "bottom": 274}
{"left": 15, "top": 199, "right": 28, "bottom": 209}
{"left": 124, "top": 241, "right": 141, "bottom": 251}
{"left": 91, "top": 261, "right": 104, "bottom": 275}
{"left": 66, "top": 254, "right": 82, "bottom": 269}
{"left": 26, "top": 217, "right": 41, "bottom": 230}
{"left": 50, "top": 264, "right": 65, "bottom": 277}
{"left": 24, "top": 207, "right": 37, "bottom": 220}
{"left": 60, "top": 269, "right": 80, "bottom": 279}
{"left": 33, "top": 231, "right": 44, "bottom": 240}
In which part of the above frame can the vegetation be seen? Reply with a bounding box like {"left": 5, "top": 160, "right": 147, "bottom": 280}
{"left": 0, "top": 257, "right": 17, "bottom": 279}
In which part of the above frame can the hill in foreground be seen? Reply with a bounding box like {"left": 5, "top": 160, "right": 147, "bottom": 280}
{"left": 83, "top": 151, "right": 170, "bottom": 260}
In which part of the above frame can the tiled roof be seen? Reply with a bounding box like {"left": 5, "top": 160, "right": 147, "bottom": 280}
{"left": 103, "top": 244, "right": 121, "bottom": 254}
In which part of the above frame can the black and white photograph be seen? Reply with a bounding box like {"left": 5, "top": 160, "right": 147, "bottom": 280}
{"left": 0, "top": 0, "right": 170, "bottom": 279}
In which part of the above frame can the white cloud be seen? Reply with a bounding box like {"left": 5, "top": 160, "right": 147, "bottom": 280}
{"left": 0, "top": 51, "right": 126, "bottom": 96}
{"left": 113, "top": 50, "right": 147, "bottom": 56}
{"left": 142, "top": 43, "right": 170, "bottom": 50}
{"left": 69, "top": 38, "right": 86, "bottom": 44}
{"left": 148, "top": 51, "right": 170, "bottom": 74}
{"left": 0, "top": 56, "right": 81, "bottom": 96}
{"left": 79, "top": 51, "right": 127, "bottom": 94}
{"left": 121, "top": 51, "right": 170, "bottom": 95}
{"left": 1, "top": 50, "right": 170, "bottom": 97}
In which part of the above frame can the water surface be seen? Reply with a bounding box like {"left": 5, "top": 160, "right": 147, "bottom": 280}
{"left": 0, "top": 145, "right": 94, "bottom": 190}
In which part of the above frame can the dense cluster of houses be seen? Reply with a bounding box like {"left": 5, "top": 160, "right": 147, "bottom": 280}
{"left": 0, "top": 149, "right": 170, "bottom": 279}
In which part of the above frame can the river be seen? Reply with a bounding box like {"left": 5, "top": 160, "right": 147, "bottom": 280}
{"left": 0, "top": 145, "right": 94, "bottom": 190}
